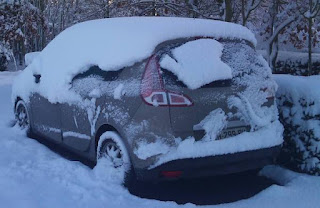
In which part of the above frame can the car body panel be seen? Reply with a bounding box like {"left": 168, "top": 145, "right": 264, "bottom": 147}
{"left": 127, "top": 102, "right": 173, "bottom": 170}
{"left": 165, "top": 85, "right": 245, "bottom": 139}
{"left": 60, "top": 102, "right": 94, "bottom": 152}
{"left": 30, "top": 93, "right": 62, "bottom": 143}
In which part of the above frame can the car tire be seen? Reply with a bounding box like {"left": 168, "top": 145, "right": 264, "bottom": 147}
{"left": 97, "top": 131, "right": 137, "bottom": 187}
{"left": 15, "top": 100, "right": 31, "bottom": 134}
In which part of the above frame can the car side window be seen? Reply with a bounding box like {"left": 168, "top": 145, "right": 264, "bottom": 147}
{"left": 72, "top": 66, "right": 123, "bottom": 81}
{"left": 71, "top": 66, "right": 122, "bottom": 97}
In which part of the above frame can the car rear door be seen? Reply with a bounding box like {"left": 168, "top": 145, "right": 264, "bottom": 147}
{"left": 162, "top": 70, "right": 245, "bottom": 140}
{"left": 60, "top": 66, "right": 109, "bottom": 152}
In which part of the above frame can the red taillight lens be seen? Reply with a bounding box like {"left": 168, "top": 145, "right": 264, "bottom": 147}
{"left": 160, "top": 171, "right": 183, "bottom": 178}
{"left": 168, "top": 92, "right": 192, "bottom": 106}
{"left": 143, "top": 91, "right": 168, "bottom": 106}
{"left": 141, "top": 55, "right": 164, "bottom": 98}
{"left": 141, "top": 55, "right": 193, "bottom": 107}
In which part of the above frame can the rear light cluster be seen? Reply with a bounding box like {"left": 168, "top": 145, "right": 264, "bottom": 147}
{"left": 141, "top": 55, "right": 192, "bottom": 107}
{"left": 160, "top": 170, "right": 183, "bottom": 178}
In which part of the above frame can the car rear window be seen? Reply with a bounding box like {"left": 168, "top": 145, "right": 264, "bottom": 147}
{"left": 159, "top": 38, "right": 232, "bottom": 90}
{"left": 161, "top": 67, "right": 231, "bottom": 89}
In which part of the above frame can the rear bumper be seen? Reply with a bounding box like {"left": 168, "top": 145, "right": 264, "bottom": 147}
{"left": 135, "top": 145, "right": 281, "bottom": 181}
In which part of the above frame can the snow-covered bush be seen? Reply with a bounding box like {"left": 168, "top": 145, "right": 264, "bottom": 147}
{"left": 275, "top": 75, "right": 320, "bottom": 175}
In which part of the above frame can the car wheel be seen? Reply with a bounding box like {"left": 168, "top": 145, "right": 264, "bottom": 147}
{"left": 97, "top": 131, "right": 136, "bottom": 187}
{"left": 99, "top": 139, "right": 127, "bottom": 167}
{"left": 15, "top": 100, "right": 30, "bottom": 131}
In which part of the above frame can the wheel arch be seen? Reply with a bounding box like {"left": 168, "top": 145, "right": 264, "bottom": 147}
{"left": 14, "top": 96, "right": 23, "bottom": 112}
{"left": 94, "top": 123, "right": 133, "bottom": 164}
{"left": 94, "top": 124, "right": 120, "bottom": 150}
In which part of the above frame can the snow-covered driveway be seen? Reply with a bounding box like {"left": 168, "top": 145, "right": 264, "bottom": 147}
{"left": 0, "top": 71, "right": 320, "bottom": 208}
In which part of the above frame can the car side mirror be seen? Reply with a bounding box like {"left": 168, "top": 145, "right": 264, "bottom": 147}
{"left": 33, "top": 74, "right": 41, "bottom": 84}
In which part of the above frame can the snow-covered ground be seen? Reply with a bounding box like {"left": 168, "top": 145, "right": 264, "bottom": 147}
{"left": 1, "top": 71, "right": 320, "bottom": 208}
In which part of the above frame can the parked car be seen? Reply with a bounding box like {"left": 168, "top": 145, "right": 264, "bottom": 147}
{"left": 12, "top": 17, "right": 283, "bottom": 184}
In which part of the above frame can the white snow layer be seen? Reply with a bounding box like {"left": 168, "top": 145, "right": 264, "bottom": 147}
{"left": 12, "top": 17, "right": 256, "bottom": 104}
{"left": 114, "top": 83, "right": 125, "bottom": 100}
{"left": 160, "top": 39, "right": 232, "bottom": 89}
{"left": 193, "top": 108, "right": 228, "bottom": 142}
{"left": 62, "top": 131, "right": 91, "bottom": 140}
{"left": 274, "top": 75, "right": 320, "bottom": 116}
{"left": 1, "top": 72, "right": 320, "bottom": 208}
{"left": 274, "top": 74, "right": 320, "bottom": 132}
{"left": 24, "top": 52, "right": 40, "bottom": 66}
{"left": 134, "top": 139, "right": 172, "bottom": 160}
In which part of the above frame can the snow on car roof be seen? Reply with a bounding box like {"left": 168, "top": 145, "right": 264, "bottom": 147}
{"left": 13, "top": 17, "right": 256, "bottom": 103}
{"left": 25, "top": 52, "right": 40, "bottom": 66}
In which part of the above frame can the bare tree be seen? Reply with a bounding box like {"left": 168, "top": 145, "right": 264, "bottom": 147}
{"left": 262, "top": 0, "right": 298, "bottom": 69}
{"left": 224, "top": 0, "right": 233, "bottom": 22}
{"left": 241, "top": 0, "right": 262, "bottom": 26}
{"left": 298, "top": 0, "right": 320, "bottom": 75}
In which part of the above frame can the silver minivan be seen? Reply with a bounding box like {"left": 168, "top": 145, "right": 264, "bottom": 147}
{"left": 13, "top": 18, "right": 281, "bottom": 184}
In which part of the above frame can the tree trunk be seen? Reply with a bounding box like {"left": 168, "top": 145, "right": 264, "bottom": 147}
{"left": 308, "top": 0, "right": 313, "bottom": 75}
{"left": 241, "top": 0, "right": 246, "bottom": 26}
{"left": 225, "top": 0, "right": 233, "bottom": 22}
{"left": 272, "top": 38, "right": 279, "bottom": 70}
{"left": 267, "top": 39, "right": 279, "bottom": 71}
{"left": 40, "top": 0, "right": 46, "bottom": 50}
{"left": 60, "top": 0, "right": 65, "bottom": 32}
{"left": 152, "top": 0, "right": 156, "bottom": 16}
{"left": 186, "top": 0, "right": 199, "bottom": 18}
{"left": 104, "top": 1, "right": 110, "bottom": 18}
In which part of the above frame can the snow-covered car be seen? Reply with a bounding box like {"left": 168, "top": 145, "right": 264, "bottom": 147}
{"left": 12, "top": 17, "right": 283, "bottom": 183}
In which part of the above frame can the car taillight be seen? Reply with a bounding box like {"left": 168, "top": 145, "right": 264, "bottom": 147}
{"left": 168, "top": 92, "right": 192, "bottom": 106}
{"left": 160, "top": 171, "right": 183, "bottom": 178}
{"left": 141, "top": 55, "right": 192, "bottom": 107}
